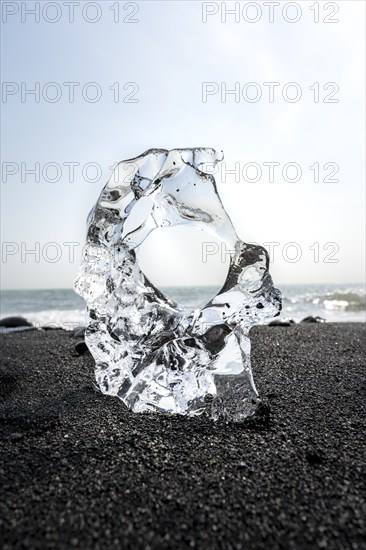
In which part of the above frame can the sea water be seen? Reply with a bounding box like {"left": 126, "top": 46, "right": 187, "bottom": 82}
{"left": 0, "top": 284, "right": 365, "bottom": 329}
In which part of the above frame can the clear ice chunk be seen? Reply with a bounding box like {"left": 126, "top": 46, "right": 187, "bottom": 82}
{"left": 74, "top": 148, "right": 281, "bottom": 422}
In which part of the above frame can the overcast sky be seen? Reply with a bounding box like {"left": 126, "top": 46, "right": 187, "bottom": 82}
{"left": 1, "top": 0, "right": 365, "bottom": 290}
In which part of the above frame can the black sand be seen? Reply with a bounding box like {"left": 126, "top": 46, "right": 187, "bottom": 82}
{"left": 0, "top": 324, "right": 365, "bottom": 550}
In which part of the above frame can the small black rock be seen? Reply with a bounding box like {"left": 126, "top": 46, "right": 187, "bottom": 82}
{"left": 268, "top": 318, "right": 296, "bottom": 327}
{"left": 0, "top": 316, "right": 32, "bottom": 328}
{"left": 75, "top": 341, "right": 89, "bottom": 355}
{"left": 306, "top": 448, "right": 326, "bottom": 465}
{"left": 301, "top": 316, "right": 326, "bottom": 324}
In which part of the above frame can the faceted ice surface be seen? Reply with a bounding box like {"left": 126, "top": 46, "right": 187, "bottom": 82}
{"left": 74, "top": 148, "right": 281, "bottom": 422}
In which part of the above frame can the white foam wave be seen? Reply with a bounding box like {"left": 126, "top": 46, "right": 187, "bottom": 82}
{"left": 324, "top": 300, "right": 350, "bottom": 310}
{"left": 24, "top": 309, "right": 86, "bottom": 330}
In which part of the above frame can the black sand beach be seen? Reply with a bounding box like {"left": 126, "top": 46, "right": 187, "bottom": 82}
{"left": 0, "top": 324, "right": 365, "bottom": 549}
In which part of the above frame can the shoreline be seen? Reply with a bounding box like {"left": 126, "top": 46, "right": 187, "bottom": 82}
{"left": 1, "top": 324, "right": 365, "bottom": 549}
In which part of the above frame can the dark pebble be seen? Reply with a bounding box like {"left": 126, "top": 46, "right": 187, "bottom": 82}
{"left": 75, "top": 341, "right": 89, "bottom": 355}
{"left": 268, "top": 318, "right": 296, "bottom": 327}
{"left": 300, "top": 316, "right": 326, "bottom": 324}
{"left": 0, "top": 316, "right": 32, "bottom": 328}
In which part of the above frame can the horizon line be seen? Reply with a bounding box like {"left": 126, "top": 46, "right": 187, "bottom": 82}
{"left": 1, "top": 282, "right": 366, "bottom": 292}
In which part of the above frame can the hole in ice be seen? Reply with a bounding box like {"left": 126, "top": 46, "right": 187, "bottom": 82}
{"left": 136, "top": 225, "right": 230, "bottom": 308}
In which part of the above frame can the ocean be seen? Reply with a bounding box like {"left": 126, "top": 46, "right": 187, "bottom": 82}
{"left": 0, "top": 284, "right": 365, "bottom": 330}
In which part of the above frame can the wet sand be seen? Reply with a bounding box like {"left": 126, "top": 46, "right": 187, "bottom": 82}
{"left": 0, "top": 324, "right": 365, "bottom": 549}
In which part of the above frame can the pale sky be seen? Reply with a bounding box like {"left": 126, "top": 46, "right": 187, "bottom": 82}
{"left": 1, "top": 0, "right": 365, "bottom": 290}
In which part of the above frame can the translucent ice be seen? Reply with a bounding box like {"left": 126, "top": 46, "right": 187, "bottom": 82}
{"left": 74, "top": 148, "right": 281, "bottom": 421}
